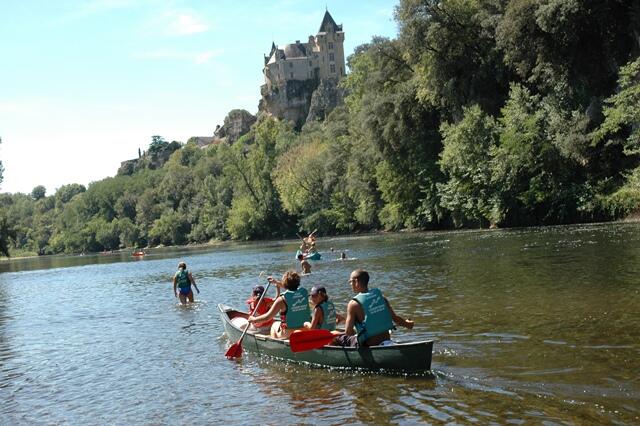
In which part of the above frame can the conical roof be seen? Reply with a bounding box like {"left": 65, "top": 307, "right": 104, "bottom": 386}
{"left": 318, "top": 10, "right": 341, "bottom": 33}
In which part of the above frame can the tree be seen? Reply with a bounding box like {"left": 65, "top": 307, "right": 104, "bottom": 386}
{"left": 438, "top": 105, "right": 500, "bottom": 226}
{"left": 31, "top": 185, "right": 46, "bottom": 200}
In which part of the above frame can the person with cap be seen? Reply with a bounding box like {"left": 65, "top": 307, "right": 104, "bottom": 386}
{"left": 304, "top": 285, "right": 344, "bottom": 331}
{"left": 333, "top": 269, "right": 414, "bottom": 347}
{"left": 245, "top": 284, "right": 276, "bottom": 333}
{"left": 173, "top": 261, "right": 199, "bottom": 304}
{"left": 247, "top": 271, "right": 311, "bottom": 339}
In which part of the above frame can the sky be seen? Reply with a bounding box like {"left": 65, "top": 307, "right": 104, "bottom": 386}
{"left": 0, "top": 0, "right": 399, "bottom": 195}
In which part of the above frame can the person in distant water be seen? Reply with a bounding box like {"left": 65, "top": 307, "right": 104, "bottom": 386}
{"left": 245, "top": 285, "right": 275, "bottom": 333}
{"left": 247, "top": 271, "right": 311, "bottom": 339}
{"left": 333, "top": 269, "right": 414, "bottom": 347}
{"left": 304, "top": 286, "right": 344, "bottom": 331}
{"left": 297, "top": 253, "right": 312, "bottom": 274}
{"left": 173, "top": 261, "right": 199, "bottom": 304}
{"left": 340, "top": 252, "right": 347, "bottom": 260}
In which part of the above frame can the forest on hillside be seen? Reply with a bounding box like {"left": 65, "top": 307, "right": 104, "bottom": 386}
{"left": 1, "top": 0, "right": 639, "bottom": 257}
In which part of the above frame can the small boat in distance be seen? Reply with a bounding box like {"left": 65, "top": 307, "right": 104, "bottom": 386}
{"left": 131, "top": 250, "right": 146, "bottom": 257}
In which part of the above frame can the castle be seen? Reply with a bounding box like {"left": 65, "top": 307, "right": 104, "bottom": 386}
{"left": 259, "top": 10, "right": 346, "bottom": 128}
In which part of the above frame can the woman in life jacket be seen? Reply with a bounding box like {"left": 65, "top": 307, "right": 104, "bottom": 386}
{"left": 247, "top": 271, "right": 310, "bottom": 339}
{"left": 304, "top": 285, "right": 344, "bottom": 331}
{"left": 173, "top": 261, "right": 199, "bottom": 304}
{"left": 245, "top": 285, "right": 275, "bottom": 333}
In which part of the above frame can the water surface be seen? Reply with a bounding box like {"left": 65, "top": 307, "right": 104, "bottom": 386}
{"left": 1, "top": 223, "right": 639, "bottom": 424}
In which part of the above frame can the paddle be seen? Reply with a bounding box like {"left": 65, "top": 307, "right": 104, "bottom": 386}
{"left": 225, "top": 274, "right": 270, "bottom": 359}
{"left": 289, "top": 329, "right": 338, "bottom": 353}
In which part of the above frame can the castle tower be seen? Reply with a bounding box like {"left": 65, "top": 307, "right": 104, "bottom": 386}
{"left": 260, "top": 10, "right": 346, "bottom": 129}
{"left": 314, "top": 10, "right": 345, "bottom": 79}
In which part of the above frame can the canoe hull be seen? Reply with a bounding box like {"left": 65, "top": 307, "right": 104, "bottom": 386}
{"left": 295, "top": 250, "right": 322, "bottom": 260}
{"left": 219, "top": 304, "right": 433, "bottom": 372}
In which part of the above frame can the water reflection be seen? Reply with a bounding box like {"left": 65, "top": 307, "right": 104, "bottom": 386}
{"left": 1, "top": 224, "right": 639, "bottom": 423}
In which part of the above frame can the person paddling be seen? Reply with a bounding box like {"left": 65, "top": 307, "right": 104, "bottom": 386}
{"left": 304, "top": 285, "right": 344, "bottom": 331}
{"left": 247, "top": 271, "right": 310, "bottom": 339}
{"left": 173, "top": 261, "right": 199, "bottom": 304}
{"left": 333, "top": 269, "right": 414, "bottom": 347}
{"left": 245, "top": 285, "right": 275, "bottom": 333}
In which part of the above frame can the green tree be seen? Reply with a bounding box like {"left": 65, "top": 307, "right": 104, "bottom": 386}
{"left": 438, "top": 105, "right": 500, "bottom": 226}
{"left": 31, "top": 185, "right": 46, "bottom": 200}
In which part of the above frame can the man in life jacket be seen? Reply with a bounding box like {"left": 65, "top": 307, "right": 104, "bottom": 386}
{"left": 173, "top": 261, "right": 199, "bottom": 304}
{"left": 247, "top": 270, "right": 310, "bottom": 339}
{"left": 245, "top": 285, "right": 275, "bottom": 333}
{"left": 334, "top": 269, "right": 414, "bottom": 347}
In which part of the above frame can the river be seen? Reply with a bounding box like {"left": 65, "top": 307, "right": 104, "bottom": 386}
{"left": 1, "top": 223, "right": 638, "bottom": 424}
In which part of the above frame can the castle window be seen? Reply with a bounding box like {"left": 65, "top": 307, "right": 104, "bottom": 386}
{"left": 309, "top": 60, "right": 312, "bottom": 67}
{"left": 291, "top": 72, "right": 294, "bottom": 78}
{"left": 330, "top": 64, "right": 336, "bottom": 73}
{"left": 329, "top": 42, "right": 334, "bottom": 50}
{"left": 289, "top": 62, "right": 293, "bottom": 68}
{"left": 329, "top": 53, "right": 334, "bottom": 61}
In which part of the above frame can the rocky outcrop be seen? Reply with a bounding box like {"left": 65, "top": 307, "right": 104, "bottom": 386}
{"left": 306, "top": 78, "right": 344, "bottom": 123}
{"left": 259, "top": 79, "right": 320, "bottom": 130}
{"left": 117, "top": 141, "right": 182, "bottom": 176}
{"left": 259, "top": 78, "right": 344, "bottom": 129}
{"left": 214, "top": 109, "right": 257, "bottom": 144}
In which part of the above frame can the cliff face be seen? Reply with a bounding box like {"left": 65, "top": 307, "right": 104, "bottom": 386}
{"left": 117, "top": 141, "right": 181, "bottom": 176}
{"left": 306, "top": 78, "right": 344, "bottom": 123}
{"left": 259, "top": 78, "right": 343, "bottom": 129}
{"left": 214, "top": 109, "right": 257, "bottom": 144}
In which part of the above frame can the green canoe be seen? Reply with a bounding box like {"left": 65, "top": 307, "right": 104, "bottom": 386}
{"left": 219, "top": 304, "right": 434, "bottom": 373}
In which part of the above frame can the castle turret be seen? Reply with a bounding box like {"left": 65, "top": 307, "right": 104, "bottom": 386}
{"left": 259, "top": 10, "right": 345, "bottom": 129}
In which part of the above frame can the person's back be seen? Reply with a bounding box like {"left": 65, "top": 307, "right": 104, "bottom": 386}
{"left": 334, "top": 269, "right": 414, "bottom": 347}
{"left": 298, "top": 254, "right": 311, "bottom": 274}
{"left": 173, "top": 261, "right": 199, "bottom": 304}
{"left": 281, "top": 286, "right": 310, "bottom": 329}
{"left": 353, "top": 288, "right": 394, "bottom": 345}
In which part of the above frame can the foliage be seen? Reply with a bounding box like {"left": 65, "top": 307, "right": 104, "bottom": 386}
{"left": 1, "top": 1, "right": 639, "bottom": 255}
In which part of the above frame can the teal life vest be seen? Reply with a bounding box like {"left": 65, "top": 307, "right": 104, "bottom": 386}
{"left": 318, "top": 300, "right": 336, "bottom": 331}
{"left": 281, "top": 288, "right": 310, "bottom": 328}
{"left": 175, "top": 269, "right": 191, "bottom": 289}
{"left": 353, "top": 288, "right": 394, "bottom": 344}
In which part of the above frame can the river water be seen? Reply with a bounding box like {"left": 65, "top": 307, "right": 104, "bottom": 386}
{"left": 0, "top": 223, "right": 638, "bottom": 424}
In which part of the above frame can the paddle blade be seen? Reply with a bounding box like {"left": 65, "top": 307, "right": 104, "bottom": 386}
{"left": 289, "top": 329, "right": 335, "bottom": 353}
{"left": 225, "top": 342, "right": 243, "bottom": 359}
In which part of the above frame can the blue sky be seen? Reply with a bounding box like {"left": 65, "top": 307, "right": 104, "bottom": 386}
{"left": 0, "top": 0, "right": 398, "bottom": 195}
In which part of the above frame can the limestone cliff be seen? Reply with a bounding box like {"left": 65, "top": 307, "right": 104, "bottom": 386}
{"left": 306, "top": 78, "right": 344, "bottom": 123}
{"left": 214, "top": 109, "right": 257, "bottom": 144}
{"left": 259, "top": 78, "right": 321, "bottom": 130}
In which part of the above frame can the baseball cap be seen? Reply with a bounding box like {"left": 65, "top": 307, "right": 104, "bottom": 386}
{"left": 310, "top": 285, "right": 326, "bottom": 296}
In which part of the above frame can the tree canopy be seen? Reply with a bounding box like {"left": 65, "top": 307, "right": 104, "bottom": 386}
{"left": 1, "top": 0, "right": 639, "bottom": 256}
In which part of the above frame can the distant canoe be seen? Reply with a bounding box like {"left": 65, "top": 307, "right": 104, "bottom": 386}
{"left": 132, "top": 250, "right": 145, "bottom": 257}
{"left": 296, "top": 250, "right": 321, "bottom": 261}
{"left": 219, "top": 304, "right": 433, "bottom": 373}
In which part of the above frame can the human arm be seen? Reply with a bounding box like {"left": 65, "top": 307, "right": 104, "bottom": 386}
{"left": 335, "top": 312, "right": 346, "bottom": 324}
{"left": 172, "top": 275, "right": 177, "bottom": 298}
{"left": 248, "top": 296, "right": 284, "bottom": 324}
{"left": 309, "top": 306, "right": 324, "bottom": 329}
{"left": 189, "top": 272, "right": 199, "bottom": 294}
{"left": 343, "top": 300, "right": 361, "bottom": 336}
{"left": 385, "top": 298, "right": 414, "bottom": 329}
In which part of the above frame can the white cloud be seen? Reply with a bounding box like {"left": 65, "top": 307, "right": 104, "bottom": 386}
{"left": 166, "top": 12, "right": 209, "bottom": 35}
